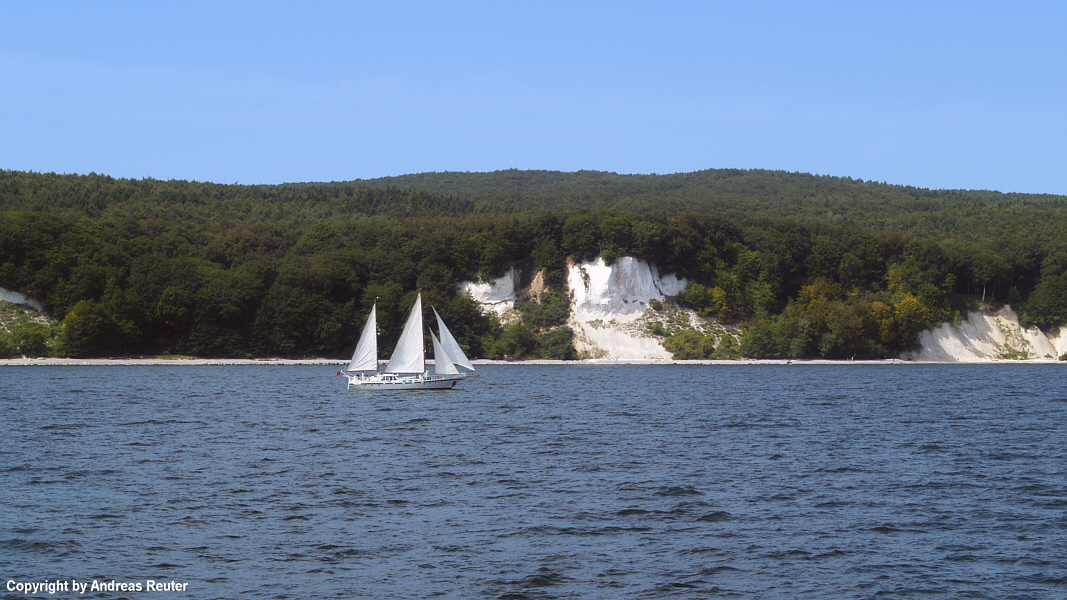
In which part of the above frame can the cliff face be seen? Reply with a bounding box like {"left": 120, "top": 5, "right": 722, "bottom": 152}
{"left": 11, "top": 270, "right": 1060, "bottom": 363}
{"left": 459, "top": 270, "right": 517, "bottom": 318}
{"left": 459, "top": 258, "right": 1067, "bottom": 363}
{"left": 566, "top": 257, "right": 689, "bottom": 360}
{"left": 905, "top": 306, "right": 1066, "bottom": 362}
{"left": 0, "top": 287, "right": 45, "bottom": 313}
{"left": 460, "top": 257, "right": 700, "bottom": 360}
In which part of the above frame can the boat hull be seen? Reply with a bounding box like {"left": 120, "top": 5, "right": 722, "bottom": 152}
{"left": 347, "top": 373, "right": 473, "bottom": 391}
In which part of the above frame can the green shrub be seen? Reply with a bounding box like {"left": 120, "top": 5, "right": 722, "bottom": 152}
{"left": 537, "top": 326, "right": 577, "bottom": 360}
{"left": 663, "top": 330, "right": 716, "bottom": 359}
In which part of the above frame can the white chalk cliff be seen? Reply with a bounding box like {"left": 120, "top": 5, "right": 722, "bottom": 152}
{"left": 458, "top": 258, "right": 1067, "bottom": 363}
{"left": 6, "top": 270, "right": 1066, "bottom": 363}
{"left": 905, "top": 306, "right": 1066, "bottom": 362}
{"left": 459, "top": 268, "right": 517, "bottom": 317}
{"left": 566, "top": 257, "right": 689, "bottom": 359}
{"left": 0, "top": 287, "right": 46, "bottom": 313}
{"left": 459, "top": 257, "right": 693, "bottom": 359}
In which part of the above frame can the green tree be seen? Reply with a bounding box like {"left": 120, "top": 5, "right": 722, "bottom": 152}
{"left": 489, "top": 322, "right": 537, "bottom": 359}
{"left": 537, "top": 326, "right": 577, "bottom": 359}
{"left": 562, "top": 212, "right": 601, "bottom": 261}
{"left": 894, "top": 294, "right": 930, "bottom": 346}
{"left": 1025, "top": 271, "right": 1067, "bottom": 327}
{"left": 740, "top": 320, "right": 778, "bottom": 358}
{"left": 57, "top": 300, "right": 118, "bottom": 357}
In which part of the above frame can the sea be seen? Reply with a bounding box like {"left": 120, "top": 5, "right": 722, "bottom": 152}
{"left": 1, "top": 364, "right": 1065, "bottom": 599}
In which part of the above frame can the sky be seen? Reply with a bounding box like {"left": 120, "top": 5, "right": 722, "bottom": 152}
{"left": 1, "top": 1, "right": 1065, "bottom": 194}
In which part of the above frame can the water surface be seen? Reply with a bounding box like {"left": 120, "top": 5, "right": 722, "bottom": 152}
{"left": 2, "top": 364, "right": 1065, "bottom": 598}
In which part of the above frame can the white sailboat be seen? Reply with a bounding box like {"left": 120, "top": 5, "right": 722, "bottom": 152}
{"left": 345, "top": 292, "right": 477, "bottom": 390}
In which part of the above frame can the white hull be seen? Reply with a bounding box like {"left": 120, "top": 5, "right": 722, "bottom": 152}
{"left": 347, "top": 372, "right": 473, "bottom": 390}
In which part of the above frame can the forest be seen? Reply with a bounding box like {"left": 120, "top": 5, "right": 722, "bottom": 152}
{"left": 1, "top": 168, "right": 1065, "bottom": 360}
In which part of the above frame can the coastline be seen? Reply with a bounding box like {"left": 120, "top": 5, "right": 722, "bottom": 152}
{"left": 0, "top": 357, "right": 1062, "bottom": 367}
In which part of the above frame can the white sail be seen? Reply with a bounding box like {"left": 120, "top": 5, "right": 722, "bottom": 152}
{"left": 430, "top": 330, "right": 459, "bottom": 375}
{"left": 385, "top": 292, "right": 424, "bottom": 374}
{"left": 434, "top": 307, "right": 475, "bottom": 371}
{"left": 347, "top": 303, "right": 378, "bottom": 372}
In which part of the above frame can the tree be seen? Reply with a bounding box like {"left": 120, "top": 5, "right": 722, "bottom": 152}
{"left": 562, "top": 212, "right": 601, "bottom": 261}
{"left": 537, "top": 326, "right": 577, "bottom": 360}
{"left": 1025, "top": 271, "right": 1067, "bottom": 327}
{"left": 894, "top": 294, "right": 930, "bottom": 346}
{"left": 489, "top": 322, "right": 537, "bottom": 360}
{"left": 740, "top": 321, "right": 778, "bottom": 359}
{"left": 57, "top": 300, "right": 118, "bottom": 357}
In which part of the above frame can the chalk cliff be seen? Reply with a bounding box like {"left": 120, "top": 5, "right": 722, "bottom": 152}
{"left": 904, "top": 306, "right": 1066, "bottom": 362}
{"left": 0, "top": 287, "right": 46, "bottom": 313}
{"left": 566, "top": 257, "right": 690, "bottom": 359}
{"left": 459, "top": 269, "right": 517, "bottom": 318}
{"left": 458, "top": 258, "right": 1066, "bottom": 363}
{"left": 459, "top": 257, "right": 700, "bottom": 360}
{"left": 9, "top": 272, "right": 1062, "bottom": 363}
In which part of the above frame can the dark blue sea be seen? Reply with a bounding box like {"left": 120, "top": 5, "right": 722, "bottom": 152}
{"left": 2, "top": 364, "right": 1066, "bottom": 599}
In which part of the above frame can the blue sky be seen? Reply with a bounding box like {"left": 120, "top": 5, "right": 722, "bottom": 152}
{"left": 2, "top": 1, "right": 1065, "bottom": 193}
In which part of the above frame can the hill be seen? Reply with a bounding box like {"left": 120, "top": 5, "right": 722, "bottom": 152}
{"left": 1, "top": 168, "right": 1065, "bottom": 360}
{"left": 3, "top": 169, "right": 1066, "bottom": 250}
{"left": 348, "top": 168, "right": 1067, "bottom": 249}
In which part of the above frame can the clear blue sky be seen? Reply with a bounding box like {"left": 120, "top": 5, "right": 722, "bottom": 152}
{"left": 2, "top": 1, "right": 1065, "bottom": 194}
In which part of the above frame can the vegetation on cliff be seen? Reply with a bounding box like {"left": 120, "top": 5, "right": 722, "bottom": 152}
{"left": 0, "top": 302, "right": 58, "bottom": 358}
{"left": 1, "top": 168, "right": 1064, "bottom": 359}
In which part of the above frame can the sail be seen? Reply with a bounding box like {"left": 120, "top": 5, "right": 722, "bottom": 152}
{"left": 430, "top": 330, "right": 459, "bottom": 375}
{"left": 347, "top": 303, "right": 377, "bottom": 372}
{"left": 434, "top": 307, "right": 475, "bottom": 371}
{"left": 385, "top": 292, "right": 424, "bottom": 373}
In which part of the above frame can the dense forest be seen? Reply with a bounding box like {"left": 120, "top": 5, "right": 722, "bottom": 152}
{"left": 1, "top": 168, "right": 1065, "bottom": 360}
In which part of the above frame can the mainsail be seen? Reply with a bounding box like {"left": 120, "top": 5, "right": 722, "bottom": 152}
{"left": 347, "top": 302, "right": 377, "bottom": 372}
{"left": 433, "top": 307, "right": 475, "bottom": 372}
{"left": 384, "top": 292, "right": 425, "bottom": 373}
{"left": 430, "top": 330, "right": 459, "bottom": 375}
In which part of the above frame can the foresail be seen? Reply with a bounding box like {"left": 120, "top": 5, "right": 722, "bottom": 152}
{"left": 347, "top": 303, "right": 377, "bottom": 372}
{"left": 430, "top": 330, "right": 459, "bottom": 375}
{"left": 434, "top": 307, "right": 475, "bottom": 371}
{"left": 385, "top": 292, "right": 425, "bottom": 373}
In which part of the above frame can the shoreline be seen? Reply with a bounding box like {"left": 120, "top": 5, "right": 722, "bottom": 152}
{"left": 0, "top": 357, "right": 1062, "bottom": 366}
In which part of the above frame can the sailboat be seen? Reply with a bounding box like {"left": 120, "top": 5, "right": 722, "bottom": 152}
{"left": 345, "top": 292, "right": 477, "bottom": 390}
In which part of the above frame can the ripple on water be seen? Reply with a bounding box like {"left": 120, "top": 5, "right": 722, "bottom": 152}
{"left": 2, "top": 364, "right": 1066, "bottom": 599}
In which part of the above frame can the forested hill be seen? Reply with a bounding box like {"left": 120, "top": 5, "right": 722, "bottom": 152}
{"left": 1, "top": 168, "right": 1066, "bottom": 360}
{"left": 0, "top": 170, "right": 477, "bottom": 224}
{"left": 2, "top": 169, "right": 1066, "bottom": 250}
{"left": 349, "top": 169, "right": 1067, "bottom": 247}
{"left": 352, "top": 168, "right": 1058, "bottom": 206}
